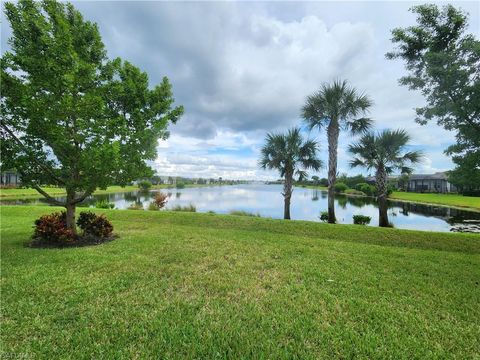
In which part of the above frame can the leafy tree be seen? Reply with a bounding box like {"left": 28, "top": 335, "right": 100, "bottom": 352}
{"left": 259, "top": 128, "right": 322, "bottom": 219}
{"left": 302, "top": 80, "right": 373, "bottom": 223}
{"left": 349, "top": 129, "right": 422, "bottom": 227}
{"left": 0, "top": 0, "right": 183, "bottom": 232}
{"left": 386, "top": 4, "right": 480, "bottom": 192}
{"left": 311, "top": 175, "right": 320, "bottom": 185}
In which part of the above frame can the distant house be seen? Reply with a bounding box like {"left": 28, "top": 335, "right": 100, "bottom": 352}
{"left": 407, "top": 172, "right": 457, "bottom": 193}
{"left": 1, "top": 170, "right": 21, "bottom": 186}
{"left": 365, "top": 171, "right": 457, "bottom": 193}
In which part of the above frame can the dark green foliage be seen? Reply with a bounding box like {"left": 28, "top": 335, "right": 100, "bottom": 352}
{"left": 175, "top": 182, "right": 186, "bottom": 189}
{"left": 32, "top": 211, "right": 75, "bottom": 245}
{"left": 138, "top": 181, "right": 152, "bottom": 191}
{"left": 334, "top": 182, "right": 349, "bottom": 193}
{"left": 353, "top": 215, "right": 372, "bottom": 225}
{"left": 319, "top": 211, "right": 329, "bottom": 222}
{"left": 77, "top": 211, "right": 113, "bottom": 238}
{"left": 337, "top": 174, "right": 367, "bottom": 188}
{"left": 356, "top": 183, "right": 376, "bottom": 196}
{"left": 387, "top": 4, "right": 480, "bottom": 191}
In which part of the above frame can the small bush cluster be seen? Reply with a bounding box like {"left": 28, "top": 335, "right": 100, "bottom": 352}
{"left": 171, "top": 204, "right": 196, "bottom": 212}
{"left": 355, "top": 183, "right": 376, "bottom": 196}
{"left": 32, "top": 211, "right": 114, "bottom": 247}
{"left": 94, "top": 199, "right": 115, "bottom": 209}
{"left": 138, "top": 180, "right": 152, "bottom": 191}
{"left": 33, "top": 212, "right": 75, "bottom": 245}
{"left": 334, "top": 182, "right": 349, "bottom": 193}
{"left": 175, "top": 182, "right": 186, "bottom": 189}
{"left": 353, "top": 215, "right": 371, "bottom": 225}
{"left": 77, "top": 211, "right": 113, "bottom": 238}
{"left": 319, "top": 211, "right": 329, "bottom": 222}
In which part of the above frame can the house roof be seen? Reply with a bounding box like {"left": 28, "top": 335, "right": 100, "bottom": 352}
{"left": 365, "top": 172, "right": 449, "bottom": 182}
{"left": 408, "top": 172, "right": 448, "bottom": 180}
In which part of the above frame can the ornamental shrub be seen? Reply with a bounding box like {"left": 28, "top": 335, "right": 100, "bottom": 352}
{"left": 77, "top": 211, "right": 113, "bottom": 238}
{"left": 353, "top": 215, "right": 371, "bottom": 225}
{"left": 32, "top": 212, "right": 75, "bottom": 245}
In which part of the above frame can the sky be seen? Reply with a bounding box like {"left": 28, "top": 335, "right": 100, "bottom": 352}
{"left": 2, "top": 1, "right": 479, "bottom": 180}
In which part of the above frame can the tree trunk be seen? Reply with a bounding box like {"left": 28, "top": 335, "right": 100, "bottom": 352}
{"left": 376, "top": 166, "right": 389, "bottom": 227}
{"left": 65, "top": 191, "right": 77, "bottom": 234}
{"left": 327, "top": 121, "right": 339, "bottom": 224}
{"left": 283, "top": 173, "right": 293, "bottom": 220}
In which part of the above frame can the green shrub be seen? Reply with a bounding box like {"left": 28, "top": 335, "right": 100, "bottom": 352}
{"left": 138, "top": 180, "right": 152, "bottom": 191}
{"left": 171, "top": 204, "right": 196, "bottom": 212}
{"left": 77, "top": 211, "right": 113, "bottom": 238}
{"left": 319, "top": 211, "right": 329, "bottom": 222}
{"left": 229, "top": 210, "right": 261, "bottom": 217}
{"left": 94, "top": 199, "right": 115, "bottom": 209}
{"left": 334, "top": 182, "right": 349, "bottom": 193}
{"left": 175, "top": 182, "right": 186, "bottom": 189}
{"left": 32, "top": 211, "right": 75, "bottom": 245}
{"left": 356, "top": 183, "right": 376, "bottom": 196}
{"left": 353, "top": 215, "right": 371, "bottom": 225}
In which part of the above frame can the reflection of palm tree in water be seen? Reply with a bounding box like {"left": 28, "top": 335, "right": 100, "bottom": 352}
{"left": 176, "top": 192, "right": 181, "bottom": 199}
{"left": 311, "top": 189, "right": 319, "bottom": 201}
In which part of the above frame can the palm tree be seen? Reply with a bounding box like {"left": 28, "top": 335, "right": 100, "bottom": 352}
{"left": 302, "top": 80, "right": 373, "bottom": 223}
{"left": 348, "top": 129, "right": 422, "bottom": 227}
{"left": 259, "top": 127, "right": 322, "bottom": 220}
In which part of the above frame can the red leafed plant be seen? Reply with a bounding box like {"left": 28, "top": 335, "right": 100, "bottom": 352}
{"left": 33, "top": 212, "right": 76, "bottom": 245}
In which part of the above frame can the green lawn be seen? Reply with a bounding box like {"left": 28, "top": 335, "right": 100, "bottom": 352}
{"left": 0, "top": 184, "right": 220, "bottom": 200}
{"left": 1, "top": 206, "right": 480, "bottom": 359}
{"left": 390, "top": 191, "right": 480, "bottom": 211}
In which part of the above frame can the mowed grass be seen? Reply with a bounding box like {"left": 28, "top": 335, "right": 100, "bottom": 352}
{"left": 1, "top": 206, "right": 480, "bottom": 359}
{"left": 390, "top": 191, "right": 480, "bottom": 211}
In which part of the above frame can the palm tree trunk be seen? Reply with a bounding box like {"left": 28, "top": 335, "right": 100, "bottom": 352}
{"left": 376, "top": 166, "right": 389, "bottom": 227}
{"left": 283, "top": 173, "right": 293, "bottom": 220}
{"left": 327, "top": 121, "right": 339, "bottom": 223}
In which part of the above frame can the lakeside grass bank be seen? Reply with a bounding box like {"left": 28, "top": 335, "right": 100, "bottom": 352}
{"left": 1, "top": 206, "right": 479, "bottom": 358}
{"left": 298, "top": 185, "right": 480, "bottom": 212}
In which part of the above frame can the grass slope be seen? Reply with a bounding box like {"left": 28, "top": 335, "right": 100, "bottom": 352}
{"left": 1, "top": 206, "right": 480, "bottom": 359}
{"left": 390, "top": 191, "right": 480, "bottom": 212}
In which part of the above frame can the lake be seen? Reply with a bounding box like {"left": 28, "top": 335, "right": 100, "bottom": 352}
{"left": 3, "top": 184, "right": 480, "bottom": 233}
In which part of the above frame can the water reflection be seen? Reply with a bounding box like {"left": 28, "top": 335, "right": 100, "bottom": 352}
{"left": 2, "top": 184, "right": 479, "bottom": 232}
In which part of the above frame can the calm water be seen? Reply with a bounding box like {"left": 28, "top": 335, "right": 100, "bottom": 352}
{"left": 3, "top": 184, "right": 480, "bottom": 233}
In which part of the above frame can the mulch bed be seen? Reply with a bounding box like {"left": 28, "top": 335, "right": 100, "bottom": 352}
{"left": 27, "top": 234, "right": 118, "bottom": 249}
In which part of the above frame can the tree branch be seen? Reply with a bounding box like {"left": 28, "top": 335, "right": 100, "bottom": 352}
{"left": 31, "top": 184, "right": 65, "bottom": 207}
{"left": 1, "top": 124, "right": 66, "bottom": 185}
